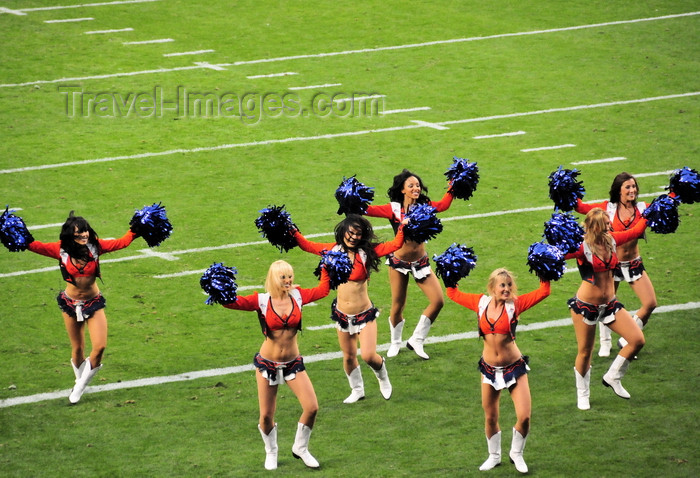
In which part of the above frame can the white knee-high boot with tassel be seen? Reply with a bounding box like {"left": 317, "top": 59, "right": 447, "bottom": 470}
{"left": 574, "top": 367, "right": 591, "bottom": 410}
{"left": 479, "top": 431, "right": 501, "bottom": 471}
{"left": 291, "top": 422, "right": 320, "bottom": 468}
{"left": 602, "top": 354, "right": 632, "bottom": 399}
{"left": 258, "top": 424, "right": 278, "bottom": 470}
{"left": 69, "top": 358, "right": 102, "bottom": 404}
{"left": 372, "top": 358, "right": 392, "bottom": 400}
{"left": 343, "top": 366, "right": 365, "bottom": 404}
{"left": 387, "top": 318, "right": 404, "bottom": 358}
{"left": 509, "top": 428, "right": 528, "bottom": 474}
{"left": 406, "top": 315, "right": 433, "bottom": 360}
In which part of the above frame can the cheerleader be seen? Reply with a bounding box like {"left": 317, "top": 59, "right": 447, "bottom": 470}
{"left": 575, "top": 172, "right": 656, "bottom": 357}
{"left": 567, "top": 208, "right": 647, "bottom": 409}
{"left": 293, "top": 214, "right": 406, "bottom": 403}
{"left": 446, "top": 269, "right": 550, "bottom": 474}
{"left": 26, "top": 212, "right": 138, "bottom": 404}
{"left": 218, "top": 261, "right": 330, "bottom": 470}
{"left": 365, "top": 169, "right": 454, "bottom": 360}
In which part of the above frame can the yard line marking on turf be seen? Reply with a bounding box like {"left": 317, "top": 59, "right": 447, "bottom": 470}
{"left": 410, "top": 120, "right": 450, "bottom": 130}
{"left": 3, "top": 92, "right": 695, "bottom": 175}
{"left": 2, "top": 301, "right": 697, "bottom": 408}
{"left": 138, "top": 249, "right": 180, "bottom": 261}
{"left": 306, "top": 323, "right": 337, "bottom": 331}
{"left": 0, "top": 7, "right": 26, "bottom": 15}
{"left": 438, "top": 92, "right": 700, "bottom": 126}
{"left": 634, "top": 171, "right": 678, "bottom": 178}
{"left": 2, "top": 12, "right": 698, "bottom": 87}
{"left": 521, "top": 144, "right": 576, "bottom": 152}
{"left": 123, "top": 38, "right": 174, "bottom": 45}
{"left": 85, "top": 27, "right": 133, "bottom": 34}
{"left": 288, "top": 83, "right": 342, "bottom": 91}
{"left": 28, "top": 222, "right": 64, "bottom": 230}
{"left": 5, "top": 0, "right": 160, "bottom": 13}
{"left": 194, "top": 61, "right": 227, "bottom": 71}
{"left": 473, "top": 131, "right": 526, "bottom": 139}
{"left": 333, "top": 95, "right": 386, "bottom": 103}
{"left": 225, "top": 12, "right": 700, "bottom": 67}
{"left": 45, "top": 17, "right": 94, "bottom": 23}
{"left": 572, "top": 157, "right": 627, "bottom": 165}
{"left": 163, "top": 49, "right": 215, "bottom": 57}
{"left": 247, "top": 72, "right": 299, "bottom": 79}
{"left": 0, "top": 189, "right": 671, "bottom": 280}
{"left": 382, "top": 106, "right": 432, "bottom": 115}
{"left": 0, "top": 65, "right": 204, "bottom": 88}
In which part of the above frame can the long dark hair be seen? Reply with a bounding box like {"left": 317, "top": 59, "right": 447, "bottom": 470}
{"left": 59, "top": 211, "right": 100, "bottom": 261}
{"left": 333, "top": 214, "right": 381, "bottom": 273}
{"left": 387, "top": 169, "right": 431, "bottom": 205}
{"left": 609, "top": 172, "right": 639, "bottom": 204}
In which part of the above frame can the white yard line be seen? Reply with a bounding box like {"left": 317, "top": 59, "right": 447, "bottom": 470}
{"left": 1, "top": 12, "right": 697, "bottom": 88}
{"left": 382, "top": 107, "right": 431, "bottom": 115}
{"left": 1, "top": 301, "right": 697, "bottom": 408}
{"left": 473, "top": 131, "right": 526, "bottom": 139}
{"left": 288, "top": 83, "right": 342, "bottom": 91}
{"left": 123, "top": 38, "right": 174, "bottom": 45}
{"left": 572, "top": 157, "right": 626, "bottom": 165}
{"left": 45, "top": 17, "right": 94, "bottom": 23}
{"left": 1, "top": 92, "right": 697, "bottom": 175}
{"left": 84, "top": 27, "right": 133, "bottom": 34}
{"left": 163, "top": 49, "right": 215, "bottom": 57}
{"left": 246, "top": 72, "right": 298, "bottom": 79}
{"left": 6, "top": 0, "right": 160, "bottom": 13}
{"left": 521, "top": 144, "right": 576, "bottom": 152}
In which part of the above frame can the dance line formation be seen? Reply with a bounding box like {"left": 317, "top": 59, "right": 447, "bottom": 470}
{"left": 2, "top": 163, "right": 698, "bottom": 472}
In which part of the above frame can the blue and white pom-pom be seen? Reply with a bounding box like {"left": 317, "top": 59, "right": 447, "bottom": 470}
{"left": 335, "top": 176, "right": 375, "bottom": 215}
{"left": 668, "top": 166, "right": 700, "bottom": 204}
{"left": 433, "top": 243, "right": 478, "bottom": 288}
{"left": 548, "top": 166, "right": 585, "bottom": 212}
{"left": 200, "top": 262, "right": 238, "bottom": 305}
{"left": 543, "top": 212, "right": 583, "bottom": 254}
{"left": 314, "top": 249, "right": 353, "bottom": 289}
{"left": 445, "top": 157, "right": 480, "bottom": 201}
{"left": 527, "top": 242, "right": 566, "bottom": 281}
{"left": 642, "top": 194, "right": 681, "bottom": 234}
{"left": 0, "top": 206, "right": 34, "bottom": 252}
{"left": 129, "top": 202, "right": 173, "bottom": 247}
{"left": 404, "top": 204, "right": 443, "bottom": 242}
{"left": 255, "top": 205, "right": 298, "bottom": 252}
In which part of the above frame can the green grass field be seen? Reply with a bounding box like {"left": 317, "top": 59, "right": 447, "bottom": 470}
{"left": 1, "top": 1, "right": 698, "bottom": 476}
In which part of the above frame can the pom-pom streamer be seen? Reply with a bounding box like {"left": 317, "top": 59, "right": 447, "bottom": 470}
{"left": 548, "top": 166, "right": 585, "bottom": 212}
{"left": 314, "top": 250, "right": 353, "bottom": 289}
{"left": 404, "top": 204, "right": 443, "bottom": 242}
{"left": 0, "top": 206, "right": 34, "bottom": 252}
{"left": 643, "top": 194, "right": 680, "bottom": 234}
{"left": 335, "top": 176, "right": 375, "bottom": 215}
{"left": 668, "top": 166, "right": 700, "bottom": 204}
{"left": 200, "top": 262, "right": 238, "bottom": 305}
{"left": 445, "top": 157, "right": 480, "bottom": 201}
{"left": 433, "top": 243, "right": 478, "bottom": 288}
{"left": 543, "top": 212, "right": 583, "bottom": 254}
{"left": 130, "top": 202, "right": 173, "bottom": 247}
{"left": 527, "top": 242, "right": 566, "bottom": 281}
{"left": 255, "top": 205, "right": 298, "bottom": 252}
